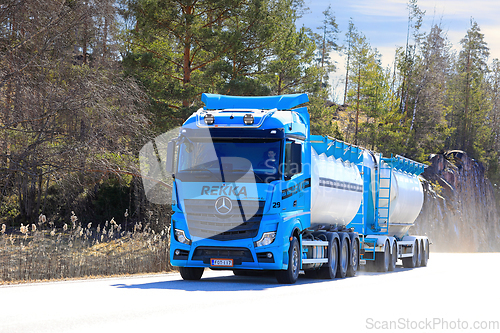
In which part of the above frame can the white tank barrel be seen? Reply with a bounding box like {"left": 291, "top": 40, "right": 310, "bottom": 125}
{"left": 310, "top": 148, "right": 363, "bottom": 227}
{"left": 380, "top": 162, "right": 424, "bottom": 238}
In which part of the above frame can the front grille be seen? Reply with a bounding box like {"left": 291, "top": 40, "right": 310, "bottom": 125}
{"left": 192, "top": 246, "right": 254, "bottom": 264}
{"left": 184, "top": 199, "right": 265, "bottom": 240}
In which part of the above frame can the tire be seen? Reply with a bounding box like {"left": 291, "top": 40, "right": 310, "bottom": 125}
{"left": 276, "top": 237, "right": 300, "bottom": 284}
{"left": 179, "top": 267, "right": 204, "bottom": 280}
{"left": 416, "top": 240, "right": 422, "bottom": 267}
{"left": 375, "top": 240, "right": 390, "bottom": 272}
{"left": 402, "top": 240, "right": 418, "bottom": 268}
{"left": 347, "top": 238, "right": 359, "bottom": 277}
{"left": 389, "top": 241, "right": 397, "bottom": 271}
{"left": 318, "top": 236, "right": 338, "bottom": 279}
{"left": 421, "top": 240, "right": 429, "bottom": 267}
{"left": 336, "top": 236, "right": 349, "bottom": 278}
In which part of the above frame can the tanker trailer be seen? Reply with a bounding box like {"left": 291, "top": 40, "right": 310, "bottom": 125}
{"left": 166, "top": 92, "right": 429, "bottom": 283}
{"left": 346, "top": 150, "right": 429, "bottom": 271}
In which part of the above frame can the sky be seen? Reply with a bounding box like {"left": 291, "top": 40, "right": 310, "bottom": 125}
{"left": 296, "top": 0, "right": 500, "bottom": 102}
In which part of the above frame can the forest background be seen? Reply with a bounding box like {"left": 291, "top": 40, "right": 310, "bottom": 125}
{"left": 1, "top": 0, "right": 499, "bottom": 231}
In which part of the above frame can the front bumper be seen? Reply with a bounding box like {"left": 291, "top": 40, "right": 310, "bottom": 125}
{"left": 170, "top": 237, "right": 286, "bottom": 270}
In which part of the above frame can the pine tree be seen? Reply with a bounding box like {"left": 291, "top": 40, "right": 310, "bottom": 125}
{"left": 405, "top": 24, "right": 453, "bottom": 160}
{"left": 486, "top": 58, "right": 500, "bottom": 186}
{"left": 448, "top": 19, "right": 490, "bottom": 156}
{"left": 343, "top": 18, "right": 355, "bottom": 105}
{"left": 343, "top": 28, "right": 384, "bottom": 145}
{"left": 314, "top": 5, "right": 340, "bottom": 70}
{"left": 399, "top": 0, "right": 425, "bottom": 119}
{"left": 264, "top": 26, "right": 318, "bottom": 95}
{"left": 490, "top": 59, "right": 500, "bottom": 153}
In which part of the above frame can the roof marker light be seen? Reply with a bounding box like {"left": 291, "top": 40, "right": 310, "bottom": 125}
{"left": 204, "top": 113, "right": 214, "bottom": 125}
{"left": 243, "top": 114, "right": 254, "bottom": 125}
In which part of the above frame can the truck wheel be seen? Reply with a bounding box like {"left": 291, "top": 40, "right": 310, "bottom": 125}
{"left": 336, "top": 237, "right": 349, "bottom": 278}
{"left": 420, "top": 240, "right": 429, "bottom": 267}
{"left": 276, "top": 237, "right": 300, "bottom": 284}
{"left": 318, "top": 237, "right": 338, "bottom": 279}
{"left": 179, "top": 267, "right": 204, "bottom": 280}
{"left": 402, "top": 240, "right": 418, "bottom": 268}
{"left": 375, "top": 240, "right": 390, "bottom": 272}
{"left": 416, "top": 240, "right": 422, "bottom": 267}
{"left": 389, "top": 241, "right": 397, "bottom": 271}
{"left": 347, "top": 238, "right": 359, "bottom": 277}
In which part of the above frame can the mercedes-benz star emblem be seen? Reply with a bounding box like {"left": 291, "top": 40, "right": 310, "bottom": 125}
{"left": 215, "top": 196, "right": 233, "bottom": 215}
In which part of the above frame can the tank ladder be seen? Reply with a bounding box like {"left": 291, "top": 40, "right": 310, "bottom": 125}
{"left": 376, "top": 162, "right": 392, "bottom": 234}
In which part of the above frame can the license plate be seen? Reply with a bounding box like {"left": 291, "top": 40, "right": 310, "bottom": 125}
{"left": 210, "top": 259, "right": 233, "bottom": 267}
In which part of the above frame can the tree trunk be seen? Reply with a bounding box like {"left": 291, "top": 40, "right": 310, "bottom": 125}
{"left": 463, "top": 50, "right": 471, "bottom": 151}
{"left": 344, "top": 46, "right": 350, "bottom": 105}
{"left": 355, "top": 65, "right": 361, "bottom": 145}
{"left": 103, "top": 14, "right": 108, "bottom": 61}
{"left": 321, "top": 27, "right": 326, "bottom": 68}
{"left": 182, "top": 6, "right": 193, "bottom": 108}
{"left": 183, "top": 43, "right": 191, "bottom": 107}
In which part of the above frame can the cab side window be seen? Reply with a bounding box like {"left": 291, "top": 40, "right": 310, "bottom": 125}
{"left": 284, "top": 141, "right": 302, "bottom": 179}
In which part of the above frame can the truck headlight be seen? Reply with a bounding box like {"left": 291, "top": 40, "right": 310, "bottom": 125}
{"left": 254, "top": 232, "right": 276, "bottom": 247}
{"left": 174, "top": 229, "right": 192, "bottom": 245}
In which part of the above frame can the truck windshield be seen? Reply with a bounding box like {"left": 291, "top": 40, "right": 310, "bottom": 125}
{"left": 176, "top": 138, "right": 281, "bottom": 183}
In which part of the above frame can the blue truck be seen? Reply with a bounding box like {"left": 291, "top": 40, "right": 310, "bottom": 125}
{"left": 166, "top": 93, "right": 429, "bottom": 284}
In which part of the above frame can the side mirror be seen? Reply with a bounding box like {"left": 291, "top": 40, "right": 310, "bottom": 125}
{"left": 285, "top": 142, "right": 302, "bottom": 179}
{"left": 166, "top": 140, "right": 176, "bottom": 174}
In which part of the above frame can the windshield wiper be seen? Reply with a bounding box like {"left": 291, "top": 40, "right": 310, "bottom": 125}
{"left": 230, "top": 169, "right": 266, "bottom": 183}
{"left": 184, "top": 168, "right": 211, "bottom": 172}
{"left": 253, "top": 173, "right": 265, "bottom": 182}
{"left": 182, "top": 168, "right": 219, "bottom": 179}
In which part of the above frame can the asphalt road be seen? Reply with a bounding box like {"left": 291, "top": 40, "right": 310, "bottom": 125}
{"left": 1, "top": 253, "right": 499, "bottom": 333}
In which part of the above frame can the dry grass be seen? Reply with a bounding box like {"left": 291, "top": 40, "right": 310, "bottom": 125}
{"left": 0, "top": 215, "right": 172, "bottom": 284}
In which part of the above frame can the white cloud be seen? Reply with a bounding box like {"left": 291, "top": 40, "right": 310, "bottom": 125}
{"left": 348, "top": 0, "right": 408, "bottom": 18}
{"left": 481, "top": 25, "right": 500, "bottom": 61}
{"left": 416, "top": 0, "right": 500, "bottom": 58}
{"left": 418, "top": 0, "right": 500, "bottom": 21}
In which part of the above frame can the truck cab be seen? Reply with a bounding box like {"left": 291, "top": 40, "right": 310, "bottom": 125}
{"left": 169, "top": 93, "right": 313, "bottom": 281}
